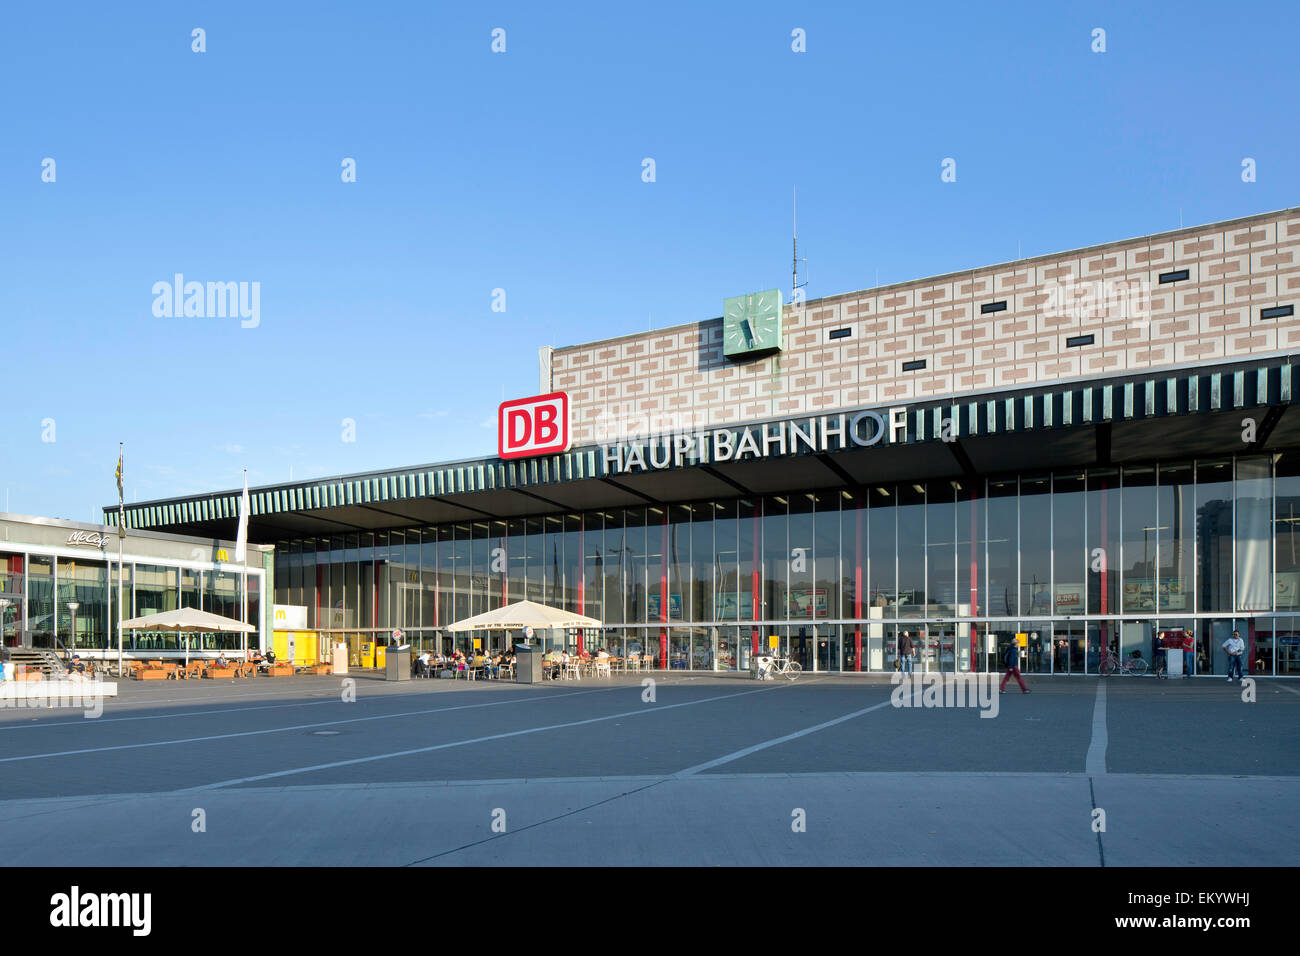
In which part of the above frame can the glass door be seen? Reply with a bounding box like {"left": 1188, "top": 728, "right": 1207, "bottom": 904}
{"left": 790, "top": 624, "right": 814, "bottom": 672}
{"left": 1052, "top": 623, "right": 1085, "bottom": 674}
{"left": 814, "top": 626, "right": 839, "bottom": 673}
{"left": 1089, "top": 621, "right": 1116, "bottom": 674}
{"left": 1203, "top": 619, "right": 1239, "bottom": 676}
{"left": 1023, "top": 621, "right": 1052, "bottom": 674}
{"left": 920, "top": 626, "right": 941, "bottom": 673}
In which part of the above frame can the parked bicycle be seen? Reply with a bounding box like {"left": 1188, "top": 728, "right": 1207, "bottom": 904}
{"left": 1100, "top": 653, "right": 1150, "bottom": 677}
{"left": 769, "top": 656, "right": 802, "bottom": 681}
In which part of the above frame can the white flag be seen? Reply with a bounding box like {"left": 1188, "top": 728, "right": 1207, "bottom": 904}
{"left": 234, "top": 472, "right": 249, "bottom": 562}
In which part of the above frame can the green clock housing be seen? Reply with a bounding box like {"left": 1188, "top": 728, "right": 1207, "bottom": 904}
{"left": 722, "top": 289, "right": 784, "bottom": 360}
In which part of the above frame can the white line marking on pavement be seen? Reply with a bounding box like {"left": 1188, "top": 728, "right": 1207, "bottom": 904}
{"left": 1085, "top": 679, "right": 1108, "bottom": 775}
{"left": 0, "top": 681, "right": 629, "bottom": 731}
{"left": 188, "top": 685, "right": 777, "bottom": 791}
{"left": 8, "top": 768, "right": 1300, "bottom": 808}
{"left": 0, "top": 686, "right": 627, "bottom": 763}
{"left": 673, "top": 685, "right": 911, "bottom": 776}
{"left": 0, "top": 676, "right": 715, "bottom": 731}
{"left": 1271, "top": 681, "right": 1300, "bottom": 696}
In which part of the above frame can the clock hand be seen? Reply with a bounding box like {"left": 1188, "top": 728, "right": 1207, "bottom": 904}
{"left": 742, "top": 319, "right": 754, "bottom": 347}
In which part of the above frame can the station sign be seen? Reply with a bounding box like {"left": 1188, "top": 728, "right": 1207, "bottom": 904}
{"left": 499, "top": 391, "right": 571, "bottom": 459}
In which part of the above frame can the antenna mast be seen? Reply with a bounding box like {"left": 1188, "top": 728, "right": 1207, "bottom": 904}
{"left": 792, "top": 187, "right": 807, "bottom": 307}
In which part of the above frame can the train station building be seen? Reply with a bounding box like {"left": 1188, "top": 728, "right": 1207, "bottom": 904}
{"left": 109, "top": 206, "right": 1300, "bottom": 676}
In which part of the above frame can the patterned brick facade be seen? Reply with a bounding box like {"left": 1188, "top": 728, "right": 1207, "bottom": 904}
{"left": 551, "top": 208, "right": 1300, "bottom": 445}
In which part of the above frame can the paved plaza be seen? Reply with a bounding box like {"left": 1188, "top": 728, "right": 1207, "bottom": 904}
{"left": 0, "top": 672, "right": 1296, "bottom": 866}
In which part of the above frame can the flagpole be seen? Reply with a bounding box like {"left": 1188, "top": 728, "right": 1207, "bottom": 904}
{"left": 117, "top": 443, "right": 125, "bottom": 678}
{"left": 241, "top": 469, "right": 248, "bottom": 662}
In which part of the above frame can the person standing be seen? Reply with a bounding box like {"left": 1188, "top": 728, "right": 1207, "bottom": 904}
{"left": 899, "top": 630, "right": 915, "bottom": 675}
{"left": 1223, "top": 629, "right": 1245, "bottom": 682}
{"left": 1000, "top": 637, "right": 1029, "bottom": 694}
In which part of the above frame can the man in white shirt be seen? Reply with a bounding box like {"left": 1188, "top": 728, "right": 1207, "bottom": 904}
{"left": 1222, "top": 630, "right": 1245, "bottom": 682}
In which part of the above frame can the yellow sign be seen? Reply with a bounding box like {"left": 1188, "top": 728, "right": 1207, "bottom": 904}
{"left": 768, "top": 635, "right": 779, "bottom": 649}
{"left": 274, "top": 609, "right": 286, "bottom": 621}
{"left": 473, "top": 637, "right": 481, "bottom": 650}
{"left": 216, "top": 549, "right": 228, "bottom": 562}
{"left": 1016, "top": 632, "right": 1029, "bottom": 648}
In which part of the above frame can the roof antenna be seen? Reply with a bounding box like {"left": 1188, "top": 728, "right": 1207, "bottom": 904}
{"left": 792, "top": 187, "right": 808, "bottom": 308}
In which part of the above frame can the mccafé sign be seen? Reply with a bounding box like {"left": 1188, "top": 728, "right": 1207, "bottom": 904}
{"left": 499, "top": 392, "right": 571, "bottom": 459}
{"left": 66, "top": 531, "right": 110, "bottom": 548}
{"left": 602, "top": 406, "right": 910, "bottom": 475}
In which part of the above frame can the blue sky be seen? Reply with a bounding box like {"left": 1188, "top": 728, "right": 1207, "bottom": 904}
{"left": 2, "top": 1, "right": 1297, "bottom": 522}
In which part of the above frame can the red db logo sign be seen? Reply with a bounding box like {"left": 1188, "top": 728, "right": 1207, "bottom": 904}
{"left": 499, "top": 392, "right": 571, "bottom": 459}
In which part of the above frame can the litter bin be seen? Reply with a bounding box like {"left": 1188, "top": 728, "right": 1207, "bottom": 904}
{"left": 386, "top": 644, "right": 411, "bottom": 681}
{"left": 751, "top": 654, "right": 774, "bottom": 680}
{"left": 515, "top": 644, "right": 543, "bottom": 684}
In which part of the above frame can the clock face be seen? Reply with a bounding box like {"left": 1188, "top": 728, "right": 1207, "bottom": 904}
{"left": 722, "top": 289, "right": 783, "bottom": 359}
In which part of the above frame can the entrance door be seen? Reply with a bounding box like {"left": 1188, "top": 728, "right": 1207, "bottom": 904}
{"left": 790, "top": 625, "right": 813, "bottom": 671}
{"left": 1089, "top": 621, "right": 1117, "bottom": 674}
{"left": 920, "top": 626, "right": 942, "bottom": 673}
{"left": 1204, "top": 618, "right": 1251, "bottom": 677}
{"left": 814, "top": 626, "right": 838, "bottom": 673}
{"left": 1051, "top": 623, "right": 1084, "bottom": 674}
{"left": 0, "top": 591, "right": 20, "bottom": 648}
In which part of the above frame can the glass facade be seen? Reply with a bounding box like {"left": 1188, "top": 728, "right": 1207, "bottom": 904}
{"left": 0, "top": 541, "right": 265, "bottom": 656}
{"left": 271, "top": 452, "right": 1300, "bottom": 675}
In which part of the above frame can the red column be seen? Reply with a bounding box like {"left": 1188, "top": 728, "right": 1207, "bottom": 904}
{"left": 659, "top": 510, "right": 668, "bottom": 669}
{"left": 752, "top": 505, "right": 762, "bottom": 658}
{"left": 854, "top": 498, "right": 863, "bottom": 671}
{"left": 577, "top": 522, "right": 585, "bottom": 656}
{"left": 1099, "top": 480, "right": 1109, "bottom": 656}
{"left": 970, "top": 487, "right": 979, "bottom": 669}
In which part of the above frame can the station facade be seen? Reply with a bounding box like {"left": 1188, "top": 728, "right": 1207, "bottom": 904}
{"left": 111, "top": 207, "right": 1300, "bottom": 675}
{"left": 0, "top": 513, "right": 270, "bottom": 659}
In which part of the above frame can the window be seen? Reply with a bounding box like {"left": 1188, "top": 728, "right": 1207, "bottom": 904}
{"left": 1066, "top": 334, "right": 1095, "bottom": 348}
{"left": 1158, "top": 269, "right": 1190, "bottom": 284}
{"left": 828, "top": 328, "right": 852, "bottom": 340}
{"left": 902, "top": 359, "right": 926, "bottom": 371}
{"left": 980, "top": 301, "right": 1007, "bottom": 315}
{"left": 1261, "top": 305, "right": 1294, "bottom": 320}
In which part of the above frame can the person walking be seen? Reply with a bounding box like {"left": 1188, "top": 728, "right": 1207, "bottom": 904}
{"left": 899, "top": 630, "right": 915, "bottom": 675}
{"left": 1223, "top": 629, "right": 1245, "bottom": 682}
{"left": 1000, "top": 637, "right": 1030, "bottom": 694}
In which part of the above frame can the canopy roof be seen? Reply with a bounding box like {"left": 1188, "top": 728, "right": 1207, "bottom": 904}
{"left": 445, "top": 600, "right": 602, "bottom": 633}
{"left": 119, "top": 606, "right": 256, "bottom": 632}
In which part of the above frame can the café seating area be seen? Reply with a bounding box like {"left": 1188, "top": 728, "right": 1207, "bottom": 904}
{"left": 125, "top": 656, "right": 331, "bottom": 679}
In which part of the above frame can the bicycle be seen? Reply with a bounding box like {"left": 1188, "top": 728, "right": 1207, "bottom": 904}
{"left": 768, "top": 656, "right": 802, "bottom": 681}
{"left": 1100, "top": 654, "right": 1149, "bottom": 677}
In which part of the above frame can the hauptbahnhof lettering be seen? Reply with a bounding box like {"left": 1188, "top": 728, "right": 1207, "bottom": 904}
{"left": 107, "top": 207, "right": 1300, "bottom": 676}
